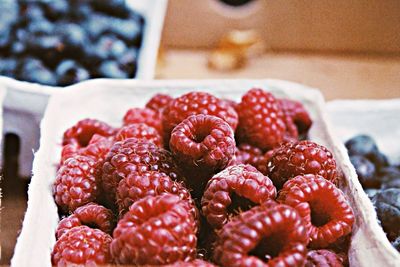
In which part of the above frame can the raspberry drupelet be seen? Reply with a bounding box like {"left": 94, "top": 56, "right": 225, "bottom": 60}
{"left": 52, "top": 226, "right": 113, "bottom": 266}
{"left": 116, "top": 170, "right": 194, "bottom": 216}
{"left": 111, "top": 194, "right": 198, "bottom": 265}
{"left": 166, "top": 259, "right": 217, "bottom": 267}
{"left": 266, "top": 140, "right": 338, "bottom": 189}
{"left": 123, "top": 107, "right": 163, "bottom": 134}
{"left": 278, "top": 174, "right": 354, "bottom": 248}
{"left": 213, "top": 200, "right": 309, "bottom": 267}
{"left": 62, "top": 118, "right": 116, "bottom": 147}
{"left": 236, "top": 88, "right": 287, "bottom": 150}
{"left": 201, "top": 164, "right": 276, "bottom": 229}
{"left": 56, "top": 203, "right": 115, "bottom": 239}
{"left": 145, "top": 93, "right": 174, "bottom": 112}
{"left": 114, "top": 123, "right": 163, "bottom": 147}
{"left": 162, "top": 91, "right": 238, "bottom": 144}
{"left": 53, "top": 155, "right": 101, "bottom": 213}
{"left": 169, "top": 114, "right": 236, "bottom": 192}
{"left": 102, "top": 139, "right": 184, "bottom": 204}
{"left": 305, "top": 249, "right": 345, "bottom": 267}
{"left": 279, "top": 98, "right": 312, "bottom": 136}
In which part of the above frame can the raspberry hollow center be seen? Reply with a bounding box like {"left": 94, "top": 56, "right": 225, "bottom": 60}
{"left": 310, "top": 201, "right": 331, "bottom": 227}
{"left": 227, "top": 192, "right": 256, "bottom": 216}
{"left": 249, "top": 233, "right": 285, "bottom": 262}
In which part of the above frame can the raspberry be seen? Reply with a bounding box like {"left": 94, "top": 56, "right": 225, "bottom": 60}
{"left": 162, "top": 92, "right": 238, "bottom": 144}
{"left": 236, "top": 88, "right": 287, "bottom": 150}
{"left": 279, "top": 99, "right": 312, "bottom": 135}
{"left": 102, "top": 139, "right": 184, "bottom": 203}
{"left": 166, "top": 259, "right": 217, "bottom": 267}
{"left": 62, "top": 118, "right": 116, "bottom": 147}
{"left": 53, "top": 155, "right": 101, "bottom": 213}
{"left": 201, "top": 164, "right": 276, "bottom": 229}
{"left": 235, "top": 143, "right": 264, "bottom": 167}
{"left": 305, "top": 249, "right": 345, "bottom": 267}
{"left": 123, "top": 107, "right": 162, "bottom": 134}
{"left": 116, "top": 171, "right": 194, "bottom": 216}
{"left": 277, "top": 175, "right": 354, "bottom": 248}
{"left": 267, "top": 140, "right": 337, "bottom": 189}
{"left": 55, "top": 203, "right": 115, "bottom": 239}
{"left": 115, "top": 123, "right": 163, "bottom": 147}
{"left": 60, "top": 144, "right": 79, "bottom": 165}
{"left": 213, "top": 201, "right": 308, "bottom": 267}
{"left": 52, "top": 226, "right": 112, "bottom": 266}
{"left": 111, "top": 194, "right": 198, "bottom": 265}
{"left": 145, "top": 93, "right": 174, "bottom": 112}
{"left": 170, "top": 114, "right": 236, "bottom": 190}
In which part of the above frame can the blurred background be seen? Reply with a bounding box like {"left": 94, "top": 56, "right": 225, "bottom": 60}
{"left": 1, "top": 0, "right": 400, "bottom": 264}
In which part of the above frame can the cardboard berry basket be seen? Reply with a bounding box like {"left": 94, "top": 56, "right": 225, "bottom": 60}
{"left": 327, "top": 98, "right": 400, "bottom": 263}
{"left": 12, "top": 79, "right": 399, "bottom": 266}
{"left": 0, "top": 0, "right": 168, "bottom": 177}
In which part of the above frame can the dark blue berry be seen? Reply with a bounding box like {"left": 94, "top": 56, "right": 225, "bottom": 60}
{"left": 345, "top": 135, "right": 379, "bottom": 157}
{"left": 364, "top": 188, "right": 380, "bottom": 199}
{"left": 392, "top": 236, "right": 400, "bottom": 252}
{"left": 17, "top": 57, "right": 56, "bottom": 86}
{"left": 56, "top": 60, "right": 90, "bottom": 86}
{"left": 42, "top": 0, "right": 69, "bottom": 21}
{"left": 372, "top": 188, "right": 400, "bottom": 240}
{"left": 0, "top": 58, "right": 17, "bottom": 77}
{"left": 118, "top": 48, "right": 138, "bottom": 77}
{"left": 380, "top": 167, "right": 400, "bottom": 189}
{"left": 350, "top": 155, "right": 379, "bottom": 188}
{"left": 90, "top": 0, "right": 130, "bottom": 18}
{"left": 98, "top": 60, "right": 128, "bottom": 79}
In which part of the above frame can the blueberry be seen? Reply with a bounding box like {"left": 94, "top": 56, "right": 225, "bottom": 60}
{"left": 0, "top": 58, "right": 17, "bottom": 77}
{"left": 370, "top": 151, "right": 389, "bottom": 169}
{"left": 380, "top": 167, "right": 400, "bottom": 189}
{"left": 17, "top": 57, "right": 56, "bottom": 86}
{"left": 27, "top": 19, "right": 54, "bottom": 36}
{"left": 350, "top": 155, "right": 379, "bottom": 188}
{"left": 82, "top": 14, "right": 110, "bottom": 40}
{"left": 95, "top": 35, "right": 127, "bottom": 60}
{"left": 0, "top": 25, "right": 11, "bottom": 50}
{"left": 98, "top": 60, "right": 128, "bottom": 79}
{"left": 372, "top": 188, "right": 400, "bottom": 240}
{"left": 108, "top": 17, "right": 142, "bottom": 45}
{"left": 118, "top": 48, "right": 138, "bottom": 77}
{"left": 90, "top": 0, "right": 130, "bottom": 18}
{"left": 26, "top": 34, "right": 65, "bottom": 67}
{"left": 392, "top": 236, "right": 400, "bottom": 252}
{"left": 382, "top": 179, "right": 400, "bottom": 190}
{"left": 20, "top": 3, "right": 45, "bottom": 24}
{"left": 42, "top": 0, "right": 69, "bottom": 21}
{"left": 365, "top": 188, "right": 380, "bottom": 199}
{"left": 56, "top": 60, "right": 90, "bottom": 86}
{"left": 345, "top": 135, "right": 379, "bottom": 157}
{"left": 56, "top": 23, "right": 87, "bottom": 56}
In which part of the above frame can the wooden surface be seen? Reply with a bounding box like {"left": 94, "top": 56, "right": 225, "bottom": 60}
{"left": 163, "top": 0, "right": 400, "bottom": 54}
{"left": 157, "top": 49, "right": 400, "bottom": 100}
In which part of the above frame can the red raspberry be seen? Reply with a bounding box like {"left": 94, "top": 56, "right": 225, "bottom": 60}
{"left": 279, "top": 99, "right": 312, "bottom": 135}
{"left": 52, "top": 226, "right": 112, "bottom": 266}
{"left": 115, "top": 123, "right": 163, "bottom": 147}
{"left": 116, "top": 171, "right": 193, "bottom": 215}
{"left": 201, "top": 164, "right": 276, "bottom": 229}
{"left": 56, "top": 203, "right": 115, "bottom": 239}
{"left": 102, "top": 139, "right": 184, "bottom": 203}
{"left": 123, "top": 107, "right": 162, "bottom": 134}
{"left": 166, "top": 259, "right": 217, "bottom": 267}
{"left": 277, "top": 175, "right": 354, "bottom": 248}
{"left": 170, "top": 114, "right": 236, "bottom": 190}
{"left": 162, "top": 92, "right": 238, "bottom": 144}
{"left": 236, "top": 88, "right": 287, "bottom": 150}
{"left": 305, "top": 249, "right": 345, "bottom": 267}
{"left": 53, "top": 155, "right": 101, "bottom": 213}
{"left": 60, "top": 144, "right": 79, "bottom": 165}
{"left": 62, "top": 118, "right": 116, "bottom": 147}
{"left": 235, "top": 143, "right": 264, "bottom": 166}
{"left": 145, "top": 93, "right": 174, "bottom": 112}
{"left": 266, "top": 140, "right": 338, "bottom": 189}
{"left": 111, "top": 194, "right": 198, "bottom": 265}
{"left": 213, "top": 201, "right": 308, "bottom": 267}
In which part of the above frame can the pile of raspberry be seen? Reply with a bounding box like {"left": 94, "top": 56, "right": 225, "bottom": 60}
{"left": 52, "top": 88, "right": 354, "bottom": 266}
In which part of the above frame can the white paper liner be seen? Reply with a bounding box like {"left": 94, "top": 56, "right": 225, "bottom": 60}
{"left": 11, "top": 79, "right": 400, "bottom": 266}
{"left": 327, "top": 99, "right": 400, "bottom": 264}
{"left": 0, "top": 0, "right": 167, "bottom": 177}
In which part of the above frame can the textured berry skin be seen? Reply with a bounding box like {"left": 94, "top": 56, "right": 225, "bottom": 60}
{"left": 267, "top": 140, "right": 337, "bottom": 189}
{"left": 62, "top": 118, "right": 116, "bottom": 147}
{"left": 145, "top": 93, "right": 174, "bottom": 112}
{"left": 170, "top": 114, "right": 235, "bottom": 177}
{"left": 372, "top": 188, "right": 400, "bottom": 240}
{"left": 235, "top": 143, "right": 263, "bottom": 167}
{"left": 278, "top": 175, "right": 354, "bottom": 248}
{"left": 115, "top": 123, "right": 163, "bottom": 147}
{"left": 111, "top": 194, "right": 198, "bottom": 265}
{"left": 349, "top": 155, "right": 379, "bottom": 188}
{"left": 236, "top": 88, "right": 287, "bottom": 150}
{"left": 166, "top": 259, "right": 217, "bottom": 267}
{"left": 102, "top": 139, "right": 184, "bottom": 204}
{"left": 56, "top": 203, "right": 115, "bottom": 239}
{"left": 305, "top": 250, "right": 344, "bottom": 267}
{"left": 202, "top": 164, "right": 276, "bottom": 229}
{"left": 279, "top": 99, "right": 312, "bottom": 135}
{"left": 52, "top": 226, "right": 112, "bottom": 266}
{"left": 123, "top": 107, "right": 162, "bottom": 134}
{"left": 162, "top": 91, "right": 238, "bottom": 144}
{"left": 53, "top": 155, "right": 101, "bottom": 213}
{"left": 213, "top": 201, "right": 308, "bottom": 267}
{"left": 116, "top": 171, "right": 193, "bottom": 216}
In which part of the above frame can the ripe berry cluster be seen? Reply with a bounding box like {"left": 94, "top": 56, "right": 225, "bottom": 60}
{"left": 52, "top": 89, "right": 354, "bottom": 266}
{"left": 346, "top": 134, "right": 400, "bottom": 252}
{"left": 0, "top": 1, "right": 143, "bottom": 86}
